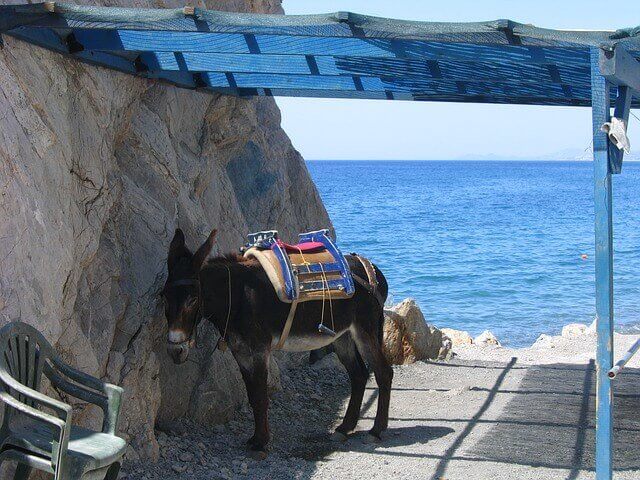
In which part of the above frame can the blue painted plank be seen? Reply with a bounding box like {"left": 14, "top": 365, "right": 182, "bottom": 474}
{"left": 7, "top": 25, "right": 637, "bottom": 107}
{"left": 105, "top": 47, "right": 589, "bottom": 87}
{"left": 211, "top": 86, "right": 593, "bottom": 106}
{"left": 590, "top": 47, "right": 614, "bottom": 480}
{"left": 72, "top": 28, "right": 251, "bottom": 54}
{"left": 194, "top": 70, "right": 586, "bottom": 97}
{"left": 41, "top": 27, "right": 591, "bottom": 68}
{"left": 140, "top": 51, "right": 313, "bottom": 74}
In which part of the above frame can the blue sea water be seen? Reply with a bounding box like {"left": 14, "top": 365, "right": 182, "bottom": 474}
{"left": 306, "top": 160, "right": 640, "bottom": 347}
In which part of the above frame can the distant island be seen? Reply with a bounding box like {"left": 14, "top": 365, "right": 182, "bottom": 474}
{"left": 456, "top": 149, "right": 640, "bottom": 162}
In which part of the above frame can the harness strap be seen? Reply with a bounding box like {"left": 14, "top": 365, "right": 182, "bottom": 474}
{"left": 351, "top": 253, "right": 385, "bottom": 307}
{"left": 274, "top": 300, "right": 298, "bottom": 350}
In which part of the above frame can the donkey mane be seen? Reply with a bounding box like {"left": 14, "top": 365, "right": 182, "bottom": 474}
{"left": 204, "top": 253, "right": 260, "bottom": 269}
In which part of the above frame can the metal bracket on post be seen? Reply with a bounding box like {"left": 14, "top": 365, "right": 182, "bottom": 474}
{"left": 599, "top": 45, "right": 639, "bottom": 173}
{"left": 591, "top": 47, "right": 615, "bottom": 480}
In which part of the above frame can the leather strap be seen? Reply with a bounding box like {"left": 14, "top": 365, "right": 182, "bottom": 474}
{"left": 352, "top": 253, "right": 378, "bottom": 288}
{"left": 351, "top": 254, "right": 385, "bottom": 307}
{"left": 274, "top": 300, "right": 298, "bottom": 350}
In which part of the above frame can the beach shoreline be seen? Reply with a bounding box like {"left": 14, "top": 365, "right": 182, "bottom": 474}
{"left": 447, "top": 323, "right": 640, "bottom": 369}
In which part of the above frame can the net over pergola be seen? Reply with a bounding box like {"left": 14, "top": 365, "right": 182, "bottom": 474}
{"left": 0, "top": 3, "right": 639, "bottom": 107}
{"left": 1, "top": 4, "right": 640, "bottom": 480}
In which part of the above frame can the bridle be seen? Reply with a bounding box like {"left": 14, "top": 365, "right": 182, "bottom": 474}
{"left": 165, "top": 277, "right": 202, "bottom": 349}
{"left": 164, "top": 270, "right": 232, "bottom": 353}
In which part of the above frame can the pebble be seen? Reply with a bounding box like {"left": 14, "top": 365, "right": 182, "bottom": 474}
{"left": 179, "top": 451, "right": 194, "bottom": 462}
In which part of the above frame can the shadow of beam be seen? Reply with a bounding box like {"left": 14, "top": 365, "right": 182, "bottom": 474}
{"left": 369, "top": 386, "right": 640, "bottom": 400}
{"left": 429, "top": 357, "right": 518, "bottom": 480}
{"left": 467, "top": 362, "right": 640, "bottom": 472}
{"left": 566, "top": 359, "right": 594, "bottom": 480}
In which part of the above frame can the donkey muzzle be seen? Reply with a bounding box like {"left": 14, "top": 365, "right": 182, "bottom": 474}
{"left": 167, "top": 342, "right": 190, "bottom": 364}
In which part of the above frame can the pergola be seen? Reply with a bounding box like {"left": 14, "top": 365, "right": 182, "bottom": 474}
{"left": 1, "top": 3, "right": 639, "bottom": 479}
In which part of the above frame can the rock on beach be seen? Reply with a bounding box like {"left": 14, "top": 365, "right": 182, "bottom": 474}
{"left": 383, "top": 298, "right": 450, "bottom": 364}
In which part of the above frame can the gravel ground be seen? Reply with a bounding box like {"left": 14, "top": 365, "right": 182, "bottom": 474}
{"left": 121, "top": 355, "right": 352, "bottom": 480}
{"left": 121, "top": 335, "right": 640, "bottom": 480}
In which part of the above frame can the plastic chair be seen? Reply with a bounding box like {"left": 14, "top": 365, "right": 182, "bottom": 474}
{"left": 0, "top": 322, "right": 126, "bottom": 479}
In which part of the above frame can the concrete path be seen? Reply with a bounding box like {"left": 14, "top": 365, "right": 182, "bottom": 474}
{"left": 122, "top": 357, "right": 640, "bottom": 480}
{"left": 311, "top": 359, "right": 640, "bottom": 480}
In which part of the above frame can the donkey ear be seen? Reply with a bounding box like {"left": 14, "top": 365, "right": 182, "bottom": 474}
{"left": 169, "top": 228, "right": 186, "bottom": 252}
{"left": 192, "top": 229, "right": 217, "bottom": 270}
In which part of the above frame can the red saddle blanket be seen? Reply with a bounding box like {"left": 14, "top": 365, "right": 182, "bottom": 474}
{"left": 274, "top": 240, "right": 326, "bottom": 254}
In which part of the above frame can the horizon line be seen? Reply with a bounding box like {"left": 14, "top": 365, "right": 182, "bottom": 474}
{"left": 304, "top": 158, "right": 615, "bottom": 162}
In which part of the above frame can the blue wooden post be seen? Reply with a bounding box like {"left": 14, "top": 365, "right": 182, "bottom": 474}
{"left": 590, "top": 47, "right": 614, "bottom": 480}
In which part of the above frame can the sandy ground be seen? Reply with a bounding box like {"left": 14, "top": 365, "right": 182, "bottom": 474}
{"left": 121, "top": 331, "right": 640, "bottom": 480}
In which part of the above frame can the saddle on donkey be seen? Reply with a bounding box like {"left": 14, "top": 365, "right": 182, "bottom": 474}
{"left": 243, "top": 229, "right": 355, "bottom": 303}
{"left": 243, "top": 229, "right": 381, "bottom": 349}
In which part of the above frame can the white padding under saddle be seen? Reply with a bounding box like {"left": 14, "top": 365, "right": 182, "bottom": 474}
{"left": 244, "top": 247, "right": 291, "bottom": 303}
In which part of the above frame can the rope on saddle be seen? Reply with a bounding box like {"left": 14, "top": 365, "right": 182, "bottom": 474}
{"left": 351, "top": 253, "right": 385, "bottom": 307}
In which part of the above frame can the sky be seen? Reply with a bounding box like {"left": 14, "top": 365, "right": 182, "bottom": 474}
{"left": 276, "top": 0, "right": 639, "bottom": 160}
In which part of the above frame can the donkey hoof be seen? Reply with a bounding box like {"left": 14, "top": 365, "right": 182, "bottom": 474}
{"left": 363, "top": 431, "right": 383, "bottom": 444}
{"left": 330, "top": 431, "right": 349, "bottom": 442}
{"left": 247, "top": 449, "right": 268, "bottom": 461}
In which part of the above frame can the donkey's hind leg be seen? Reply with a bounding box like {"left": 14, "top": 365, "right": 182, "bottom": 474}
{"left": 351, "top": 319, "right": 393, "bottom": 440}
{"left": 333, "top": 333, "right": 369, "bottom": 438}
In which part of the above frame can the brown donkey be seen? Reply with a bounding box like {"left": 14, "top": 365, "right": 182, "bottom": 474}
{"left": 161, "top": 228, "right": 392, "bottom": 456}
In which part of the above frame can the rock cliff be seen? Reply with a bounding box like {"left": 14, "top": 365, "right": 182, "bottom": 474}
{"left": 0, "top": 0, "right": 331, "bottom": 459}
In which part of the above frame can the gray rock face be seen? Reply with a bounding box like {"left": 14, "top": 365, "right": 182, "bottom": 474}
{"left": 0, "top": 0, "right": 330, "bottom": 459}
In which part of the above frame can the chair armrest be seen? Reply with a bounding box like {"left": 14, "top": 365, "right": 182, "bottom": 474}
{"left": 0, "top": 391, "right": 72, "bottom": 477}
{"left": 102, "top": 383, "right": 124, "bottom": 435}
{"left": 0, "top": 391, "right": 68, "bottom": 430}
{"left": 0, "top": 370, "right": 72, "bottom": 421}
{"left": 46, "top": 356, "right": 124, "bottom": 434}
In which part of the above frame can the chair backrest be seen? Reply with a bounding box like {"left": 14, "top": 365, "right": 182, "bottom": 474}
{"left": 0, "top": 322, "right": 54, "bottom": 404}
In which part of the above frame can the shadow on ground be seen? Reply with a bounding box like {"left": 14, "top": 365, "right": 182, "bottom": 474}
{"left": 123, "top": 356, "right": 640, "bottom": 479}
{"left": 467, "top": 361, "right": 640, "bottom": 476}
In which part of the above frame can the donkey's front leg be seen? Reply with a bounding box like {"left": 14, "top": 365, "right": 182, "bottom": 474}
{"left": 235, "top": 349, "right": 271, "bottom": 457}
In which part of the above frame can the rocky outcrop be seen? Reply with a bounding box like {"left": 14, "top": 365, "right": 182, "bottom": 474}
{"left": 0, "top": 0, "right": 330, "bottom": 459}
{"left": 383, "top": 299, "right": 450, "bottom": 364}
{"left": 441, "top": 328, "right": 474, "bottom": 346}
{"left": 561, "top": 323, "right": 590, "bottom": 338}
{"left": 474, "top": 330, "right": 501, "bottom": 346}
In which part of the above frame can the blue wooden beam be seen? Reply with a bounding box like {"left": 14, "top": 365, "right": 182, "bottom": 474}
{"left": 591, "top": 47, "right": 615, "bottom": 480}
{"left": 17, "top": 26, "right": 589, "bottom": 66}
{"left": 609, "top": 86, "right": 632, "bottom": 174}
{"left": 599, "top": 45, "right": 640, "bottom": 95}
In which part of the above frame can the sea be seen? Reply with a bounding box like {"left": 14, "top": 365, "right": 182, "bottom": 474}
{"left": 306, "top": 160, "right": 640, "bottom": 348}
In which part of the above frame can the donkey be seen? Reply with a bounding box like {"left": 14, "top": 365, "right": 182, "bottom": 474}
{"left": 162, "top": 228, "right": 392, "bottom": 456}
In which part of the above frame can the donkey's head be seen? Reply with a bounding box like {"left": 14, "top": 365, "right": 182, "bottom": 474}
{"left": 162, "top": 228, "right": 217, "bottom": 364}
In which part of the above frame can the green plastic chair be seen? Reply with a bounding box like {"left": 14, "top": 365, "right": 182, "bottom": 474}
{"left": 0, "top": 322, "right": 126, "bottom": 480}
